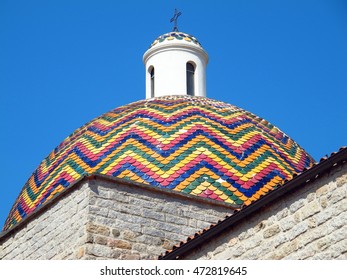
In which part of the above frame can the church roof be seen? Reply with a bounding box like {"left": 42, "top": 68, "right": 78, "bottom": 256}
{"left": 150, "top": 32, "right": 202, "bottom": 48}
{"left": 3, "top": 95, "right": 314, "bottom": 231}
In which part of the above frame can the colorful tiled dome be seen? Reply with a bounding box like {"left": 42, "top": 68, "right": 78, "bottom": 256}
{"left": 4, "top": 95, "right": 315, "bottom": 231}
{"left": 150, "top": 32, "right": 202, "bottom": 48}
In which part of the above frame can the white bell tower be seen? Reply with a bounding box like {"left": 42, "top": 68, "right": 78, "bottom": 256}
{"left": 143, "top": 31, "right": 208, "bottom": 99}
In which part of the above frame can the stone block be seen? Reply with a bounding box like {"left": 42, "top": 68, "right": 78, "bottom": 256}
{"left": 316, "top": 237, "right": 329, "bottom": 251}
{"left": 86, "top": 222, "right": 110, "bottom": 236}
{"left": 291, "top": 245, "right": 316, "bottom": 260}
{"left": 289, "top": 198, "right": 305, "bottom": 213}
{"left": 228, "top": 237, "right": 239, "bottom": 246}
{"left": 162, "top": 204, "right": 179, "bottom": 215}
{"left": 329, "top": 225, "right": 347, "bottom": 244}
{"left": 307, "top": 193, "right": 316, "bottom": 202}
{"left": 288, "top": 222, "right": 308, "bottom": 240}
{"left": 336, "top": 199, "right": 347, "bottom": 212}
{"left": 89, "top": 205, "right": 108, "bottom": 217}
{"left": 118, "top": 204, "right": 141, "bottom": 216}
{"left": 108, "top": 239, "right": 132, "bottom": 250}
{"left": 231, "top": 244, "right": 246, "bottom": 258}
{"left": 310, "top": 251, "right": 333, "bottom": 260}
{"left": 275, "top": 239, "right": 299, "bottom": 259}
{"left": 122, "top": 229, "right": 139, "bottom": 240}
{"left": 243, "top": 245, "right": 268, "bottom": 260}
{"left": 293, "top": 211, "right": 301, "bottom": 222}
{"left": 298, "top": 225, "right": 327, "bottom": 247}
{"left": 329, "top": 187, "right": 346, "bottom": 204}
{"left": 301, "top": 201, "right": 321, "bottom": 220}
{"left": 183, "top": 210, "right": 205, "bottom": 220}
{"left": 117, "top": 212, "right": 148, "bottom": 225}
{"left": 242, "top": 227, "right": 255, "bottom": 240}
{"left": 316, "top": 185, "right": 328, "bottom": 197}
{"left": 204, "top": 214, "right": 219, "bottom": 223}
{"left": 307, "top": 217, "right": 317, "bottom": 228}
{"left": 142, "top": 209, "right": 165, "bottom": 221}
{"left": 86, "top": 243, "right": 122, "bottom": 259}
{"left": 109, "top": 191, "right": 130, "bottom": 203}
{"left": 197, "top": 220, "right": 212, "bottom": 230}
{"left": 151, "top": 245, "right": 167, "bottom": 256}
{"left": 94, "top": 235, "right": 108, "bottom": 246}
{"left": 275, "top": 208, "right": 289, "bottom": 221}
{"left": 336, "top": 174, "right": 347, "bottom": 187}
{"left": 181, "top": 226, "right": 198, "bottom": 236}
{"left": 315, "top": 207, "right": 334, "bottom": 226}
{"left": 74, "top": 191, "right": 88, "bottom": 204}
{"left": 107, "top": 209, "right": 118, "bottom": 219}
{"left": 319, "top": 196, "right": 328, "bottom": 208}
{"left": 114, "top": 220, "right": 141, "bottom": 232}
{"left": 143, "top": 226, "right": 166, "bottom": 238}
{"left": 244, "top": 235, "right": 262, "bottom": 250}
{"left": 85, "top": 232, "right": 94, "bottom": 243}
{"left": 269, "top": 233, "right": 289, "bottom": 249}
{"left": 133, "top": 243, "right": 148, "bottom": 253}
{"left": 188, "top": 219, "right": 197, "bottom": 228}
{"left": 111, "top": 228, "right": 121, "bottom": 238}
{"left": 164, "top": 232, "right": 185, "bottom": 242}
{"left": 89, "top": 195, "right": 98, "bottom": 205}
{"left": 329, "top": 212, "right": 347, "bottom": 229}
{"left": 263, "top": 224, "right": 281, "bottom": 238}
{"left": 154, "top": 221, "right": 182, "bottom": 234}
{"left": 166, "top": 214, "right": 187, "bottom": 225}
{"left": 128, "top": 197, "right": 156, "bottom": 209}
{"left": 137, "top": 234, "right": 162, "bottom": 246}
{"left": 97, "top": 199, "right": 116, "bottom": 209}
{"left": 329, "top": 239, "right": 347, "bottom": 258}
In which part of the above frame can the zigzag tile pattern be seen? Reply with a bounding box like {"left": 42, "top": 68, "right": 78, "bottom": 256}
{"left": 3, "top": 96, "right": 315, "bottom": 230}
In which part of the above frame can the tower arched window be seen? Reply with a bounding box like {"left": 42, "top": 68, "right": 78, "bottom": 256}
{"left": 150, "top": 67, "right": 155, "bottom": 98}
{"left": 186, "top": 62, "right": 195, "bottom": 96}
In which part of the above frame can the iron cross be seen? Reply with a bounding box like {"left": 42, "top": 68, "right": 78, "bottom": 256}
{"left": 170, "top": 9, "right": 182, "bottom": 32}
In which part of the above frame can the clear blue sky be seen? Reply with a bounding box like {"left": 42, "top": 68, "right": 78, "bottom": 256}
{"left": 1, "top": 0, "right": 346, "bottom": 229}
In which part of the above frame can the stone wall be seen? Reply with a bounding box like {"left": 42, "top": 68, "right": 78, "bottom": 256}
{"left": 0, "top": 177, "right": 233, "bottom": 260}
{"left": 0, "top": 182, "right": 90, "bottom": 260}
{"left": 183, "top": 164, "right": 347, "bottom": 260}
{"left": 4, "top": 165, "right": 344, "bottom": 261}
{"left": 83, "top": 178, "right": 232, "bottom": 259}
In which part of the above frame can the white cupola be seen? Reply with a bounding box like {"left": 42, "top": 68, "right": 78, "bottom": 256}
{"left": 143, "top": 31, "right": 209, "bottom": 98}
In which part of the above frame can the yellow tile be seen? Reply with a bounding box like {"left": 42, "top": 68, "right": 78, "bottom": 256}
{"left": 224, "top": 198, "right": 235, "bottom": 204}
{"left": 240, "top": 176, "right": 248, "bottom": 182}
{"left": 156, "top": 170, "right": 165, "bottom": 175}
{"left": 214, "top": 189, "right": 223, "bottom": 195}
{"left": 186, "top": 176, "right": 196, "bottom": 182}
{"left": 197, "top": 185, "right": 207, "bottom": 191}
{"left": 202, "top": 181, "right": 210, "bottom": 187}
{"left": 192, "top": 188, "right": 202, "bottom": 195}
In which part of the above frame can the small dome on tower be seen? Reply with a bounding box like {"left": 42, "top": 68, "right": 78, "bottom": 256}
{"left": 150, "top": 32, "right": 202, "bottom": 49}
{"left": 143, "top": 31, "right": 208, "bottom": 98}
